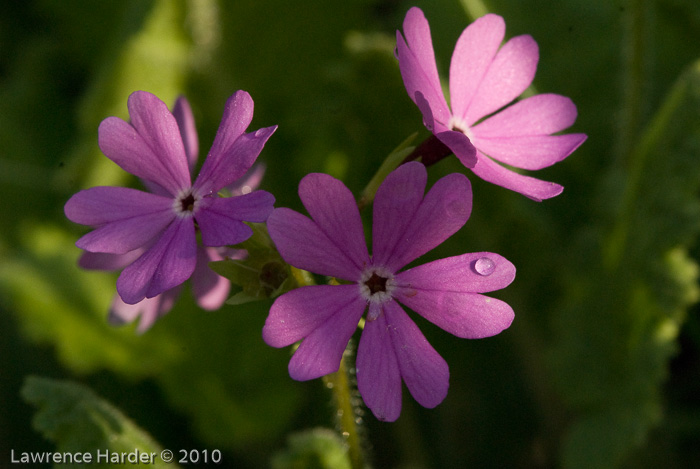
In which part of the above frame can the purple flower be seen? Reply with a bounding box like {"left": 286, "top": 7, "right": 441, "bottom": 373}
{"left": 396, "top": 7, "right": 587, "bottom": 200}
{"left": 81, "top": 245, "right": 243, "bottom": 333}
{"left": 263, "top": 161, "right": 515, "bottom": 421}
{"left": 76, "top": 99, "right": 267, "bottom": 332}
{"left": 65, "top": 91, "right": 276, "bottom": 305}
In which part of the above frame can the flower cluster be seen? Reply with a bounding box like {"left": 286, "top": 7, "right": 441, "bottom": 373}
{"left": 65, "top": 7, "right": 585, "bottom": 421}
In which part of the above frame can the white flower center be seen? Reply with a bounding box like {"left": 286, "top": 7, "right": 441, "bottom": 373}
{"left": 358, "top": 266, "right": 395, "bottom": 304}
{"left": 172, "top": 189, "right": 202, "bottom": 218}
{"left": 448, "top": 116, "right": 473, "bottom": 140}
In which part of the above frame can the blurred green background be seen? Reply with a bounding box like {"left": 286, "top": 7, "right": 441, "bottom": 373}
{"left": 2, "top": 0, "right": 700, "bottom": 467}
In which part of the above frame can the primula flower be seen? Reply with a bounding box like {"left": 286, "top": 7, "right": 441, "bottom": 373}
{"left": 65, "top": 91, "right": 276, "bottom": 305}
{"left": 76, "top": 99, "right": 265, "bottom": 332}
{"left": 396, "top": 7, "right": 587, "bottom": 200}
{"left": 263, "top": 161, "right": 515, "bottom": 421}
{"left": 81, "top": 163, "right": 268, "bottom": 332}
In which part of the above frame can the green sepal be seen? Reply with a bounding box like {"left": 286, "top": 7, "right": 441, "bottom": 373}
{"left": 209, "top": 223, "right": 296, "bottom": 305}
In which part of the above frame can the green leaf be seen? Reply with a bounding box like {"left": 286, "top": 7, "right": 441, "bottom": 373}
{"left": 0, "top": 222, "right": 302, "bottom": 453}
{"left": 271, "top": 428, "right": 351, "bottom": 469}
{"left": 21, "top": 376, "right": 174, "bottom": 468}
{"left": 551, "top": 59, "right": 700, "bottom": 469}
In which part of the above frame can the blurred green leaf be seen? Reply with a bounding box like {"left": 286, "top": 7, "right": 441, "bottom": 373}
{"left": 0, "top": 221, "right": 303, "bottom": 455}
{"left": 21, "top": 376, "right": 174, "bottom": 469}
{"left": 271, "top": 428, "right": 351, "bottom": 469}
{"left": 551, "top": 59, "right": 700, "bottom": 469}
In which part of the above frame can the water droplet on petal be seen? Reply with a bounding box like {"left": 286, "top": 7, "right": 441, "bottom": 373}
{"left": 474, "top": 257, "right": 495, "bottom": 276}
{"left": 254, "top": 128, "right": 266, "bottom": 137}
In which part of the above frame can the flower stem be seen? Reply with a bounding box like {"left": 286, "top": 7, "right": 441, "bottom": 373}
{"left": 458, "top": 0, "right": 489, "bottom": 20}
{"left": 323, "top": 342, "right": 367, "bottom": 469}
{"left": 616, "top": 0, "right": 653, "bottom": 165}
{"left": 400, "top": 133, "right": 453, "bottom": 167}
{"left": 357, "top": 133, "right": 417, "bottom": 211}
{"left": 293, "top": 270, "right": 368, "bottom": 467}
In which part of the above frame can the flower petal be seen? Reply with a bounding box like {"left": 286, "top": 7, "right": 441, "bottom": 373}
{"left": 470, "top": 93, "right": 587, "bottom": 170}
{"left": 65, "top": 186, "right": 173, "bottom": 226}
{"left": 372, "top": 162, "right": 426, "bottom": 268}
{"left": 172, "top": 95, "right": 199, "bottom": 171}
{"left": 116, "top": 218, "right": 196, "bottom": 304}
{"left": 449, "top": 14, "right": 505, "bottom": 123}
{"left": 263, "top": 285, "right": 365, "bottom": 381}
{"left": 67, "top": 186, "right": 174, "bottom": 254}
{"left": 227, "top": 163, "right": 266, "bottom": 195}
{"left": 190, "top": 247, "right": 230, "bottom": 311}
{"left": 268, "top": 208, "right": 364, "bottom": 280}
{"left": 75, "top": 213, "right": 174, "bottom": 255}
{"left": 471, "top": 151, "right": 563, "bottom": 201}
{"left": 396, "top": 252, "right": 516, "bottom": 293}
{"left": 473, "top": 93, "right": 581, "bottom": 138}
{"left": 395, "top": 253, "right": 515, "bottom": 339}
{"left": 98, "top": 91, "right": 190, "bottom": 195}
{"left": 435, "top": 130, "right": 477, "bottom": 168}
{"left": 397, "top": 8, "right": 451, "bottom": 128}
{"left": 196, "top": 126, "right": 276, "bottom": 195}
{"left": 195, "top": 91, "right": 276, "bottom": 194}
{"left": 356, "top": 309, "right": 402, "bottom": 422}
{"left": 288, "top": 294, "right": 366, "bottom": 381}
{"left": 299, "top": 173, "right": 370, "bottom": 271}
{"left": 397, "top": 290, "right": 514, "bottom": 339}
{"left": 462, "top": 34, "right": 538, "bottom": 126}
{"left": 128, "top": 91, "right": 192, "bottom": 189}
{"left": 472, "top": 133, "right": 588, "bottom": 170}
{"left": 414, "top": 91, "right": 440, "bottom": 132}
{"left": 263, "top": 284, "right": 361, "bottom": 347}
{"left": 78, "top": 249, "right": 145, "bottom": 271}
{"left": 195, "top": 190, "right": 274, "bottom": 246}
{"left": 381, "top": 171, "right": 472, "bottom": 272}
{"left": 194, "top": 209, "right": 251, "bottom": 248}
{"left": 109, "top": 287, "right": 180, "bottom": 333}
{"left": 199, "top": 91, "right": 253, "bottom": 173}
{"left": 387, "top": 302, "right": 449, "bottom": 410}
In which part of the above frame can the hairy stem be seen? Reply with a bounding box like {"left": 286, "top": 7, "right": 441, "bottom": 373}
{"left": 323, "top": 343, "right": 367, "bottom": 469}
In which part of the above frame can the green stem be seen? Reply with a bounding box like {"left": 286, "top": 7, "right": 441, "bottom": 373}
{"left": 458, "top": 0, "right": 489, "bottom": 21}
{"left": 604, "top": 0, "right": 655, "bottom": 269}
{"left": 616, "top": 0, "right": 653, "bottom": 165}
{"left": 604, "top": 63, "right": 689, "bottom": 269}
{"left": 289, "top": 268, "right": 367, "bottom": 467}
{"left": 357, "top": 133, "right": 417, "bottom": 211}
{"left": 323, "top": 343, "right": 367, "bottom": 469}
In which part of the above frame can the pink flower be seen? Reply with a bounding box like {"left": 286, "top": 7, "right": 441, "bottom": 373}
{"left": 263, "top": 162, "right": 515, "bottom": 421}
{"left": 397, "top": 7, "right": 587, "bottom": 200}
{"left": 65, "top": 91, "right": 276, "bottom": 305}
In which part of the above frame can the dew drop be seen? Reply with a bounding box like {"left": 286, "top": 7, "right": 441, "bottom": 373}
{"left": 254, "top": 128, "right": 266, "bottom": 137}
{"left": 474, "top": 257, "right": 495, "bottom": 276}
